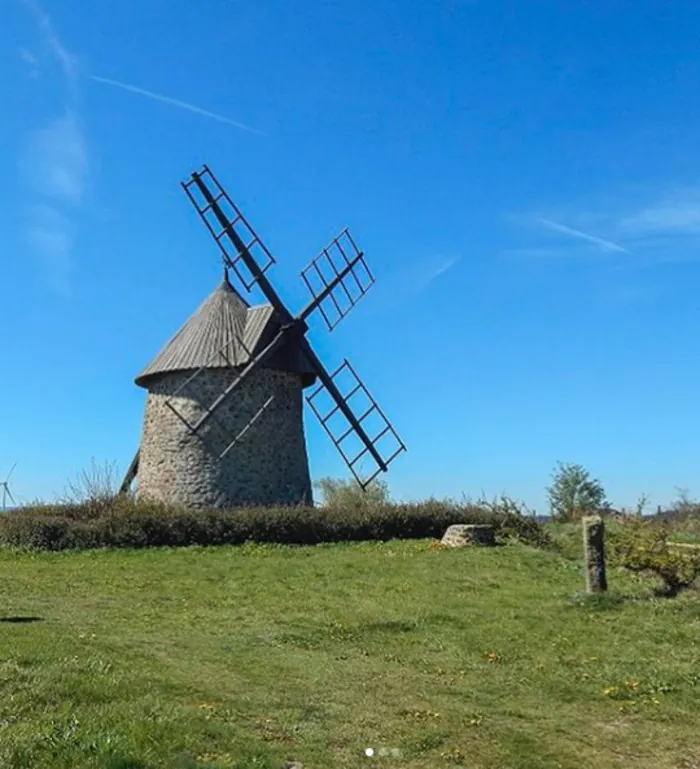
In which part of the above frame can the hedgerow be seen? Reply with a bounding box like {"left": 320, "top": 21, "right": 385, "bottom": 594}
{"left": 0, "top": 496, "right": 550, "bottom": 552}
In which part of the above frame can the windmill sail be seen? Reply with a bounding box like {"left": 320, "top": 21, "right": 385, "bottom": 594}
{"left": 182, "top": 166, "right": 276, "bottom": 293}
{"left": 298, "top": 229, "right": 375, "bottom": 330}
{"left": 305, "top": 359, "right": 405, "bottom": 488}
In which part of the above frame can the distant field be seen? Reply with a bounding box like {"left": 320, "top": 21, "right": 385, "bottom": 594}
{"left": 1, "top": 536, "right": 700, "bottom": 769}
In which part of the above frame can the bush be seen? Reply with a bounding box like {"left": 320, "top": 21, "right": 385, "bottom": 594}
{"left": 315, "top": 476, "right": 391, "bottom": 509}
{"left": 608, "top": 517, "right": 700, "bottom": 597}
{"left": 61, "top": 458, "right": 121, "bottom": 505}
{"left": 653, "top": 488, "right": 700, "bottom": 533}
{"left": 477, "top": 494, "right": 552, "bottom": 550}
{"left": 0, "top": 497, "right": 551, "bottom": 552}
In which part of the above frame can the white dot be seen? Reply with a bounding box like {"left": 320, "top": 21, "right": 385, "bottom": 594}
{"left": 365, "top": 747, "right": 374, "bottom": 757}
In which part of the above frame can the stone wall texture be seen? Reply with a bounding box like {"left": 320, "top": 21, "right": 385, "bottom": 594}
{"left": 137, "top": 366, "right": 313, "bottom": 508}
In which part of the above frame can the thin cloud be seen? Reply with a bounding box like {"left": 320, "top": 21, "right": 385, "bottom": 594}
{"left": 539, "top": 218, "right": 631, "bottom": 255}
{"left": 403, "top": 255, "right": 461, "bottom": 299}
{"left": 618, "top": 191, "right": 700, "bottom": 237}
{"left": 21, "top": 0, "right": 87, "bottom": 294}
{"left": 351, "top": 254, "right": 460, "bottom": 320}
{"left": 91, "top": 75, "right": 264, "bottom": 135}
{"left": 19, "top": 48, "right": 40, "bottom": 80}
{"left": 22, "top": 0, "right": 77, "bottom": 89}
{"left": 19, "top": 47, "right": 40, "bottom": 78}
{"left": 25, "top": 205, "right": 73, "bottom": 296}
{"left": 514, "top": 188, "right": 700, "bottom": 271}
{"left": 429, "top": 256, "right": 460, "bottom": 281}
{"left": 20, "top": 48, "right": 39, "bottom": 65}
{"left": 20, "top": 111, "right": 88, "bottom": 204}
{"left": 366, "top": 255, "right": 460, "bottom": 316}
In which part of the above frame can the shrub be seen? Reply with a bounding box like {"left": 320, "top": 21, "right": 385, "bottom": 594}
{"left": 653, "top": 488, "right": 700, "bottom": 535}
{"left": 0, "top": 497, "right": 551, "bottom": 552}
{"left": 61, "top": 458, "right": 121, "bottom": 504}
{"left": 314, "top": 476, "right": 391, "bottom": 509}
{"left": 477, "top": 495, "right": 552, "bottom": 550}
{"left": 608, "top": 517, "right": 700, "bottom": 597}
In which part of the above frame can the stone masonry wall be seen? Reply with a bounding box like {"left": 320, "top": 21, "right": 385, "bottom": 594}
{"left": 137, "top": 366, "right": 313, "bottom": 508}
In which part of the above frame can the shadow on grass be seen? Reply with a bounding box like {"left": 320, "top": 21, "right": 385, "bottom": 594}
{"left": 566, "top": 591, "right": 633, "bottom": 611}
{"left": 0, "top": 616, "right": 43, "bottom": 623}
{"left": 566, "top": 585, "right": 700, "bottom": 609}
{"left": 104, "top": 757, "right": 149, "bottom": 769}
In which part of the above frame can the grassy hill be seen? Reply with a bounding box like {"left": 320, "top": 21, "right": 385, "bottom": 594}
{"left": 1, "top": 536, "right": 700, "bottom": 769}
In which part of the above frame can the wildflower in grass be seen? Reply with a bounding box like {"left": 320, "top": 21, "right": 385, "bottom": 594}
{"left": 404, "top": 708, "right": 440, "bottom": 720}
{"left": 440, "top": 747, "right": 467, "bottom": 763}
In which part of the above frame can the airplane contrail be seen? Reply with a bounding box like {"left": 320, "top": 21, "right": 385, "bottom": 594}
{"left": 91, "top": 75, "right": 264, "bottom": 136}
{"left": 539, "top": 218, "right": 630, "bottom": 254}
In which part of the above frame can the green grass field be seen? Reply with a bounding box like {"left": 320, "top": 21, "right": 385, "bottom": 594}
{"left": 2, "top": 536, "right": 700, "bottom": 769}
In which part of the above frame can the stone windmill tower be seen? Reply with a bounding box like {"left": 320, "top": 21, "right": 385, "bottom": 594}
{"left": 120, "top": 165, "right": 406, "bottom": 509}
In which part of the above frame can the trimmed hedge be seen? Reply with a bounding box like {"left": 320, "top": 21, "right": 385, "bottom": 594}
{"left": 0, "top": 498, "right": 551, "bottom": 551}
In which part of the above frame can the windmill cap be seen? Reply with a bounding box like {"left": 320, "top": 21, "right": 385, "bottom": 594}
{"left": 134, "top": 276, "right": 316, "bottom": 386}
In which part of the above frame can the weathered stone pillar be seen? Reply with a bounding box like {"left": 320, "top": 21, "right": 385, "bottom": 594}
{"left": 582, "top": 515, "right": 607, "bottom": 594}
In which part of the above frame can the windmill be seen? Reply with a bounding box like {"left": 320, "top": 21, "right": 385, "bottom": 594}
{"left": 120, "top": 165, "right": 406, "bottom": 508}
{"left": 1, "top": 463, "right": 17, "bottom": 511}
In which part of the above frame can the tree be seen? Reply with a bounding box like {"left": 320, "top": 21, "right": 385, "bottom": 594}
{"left": 546, "top": 462, "right": 608, "bottom": 522}
{"left": 314, "top": 476, "right": 390, "bottom": 509}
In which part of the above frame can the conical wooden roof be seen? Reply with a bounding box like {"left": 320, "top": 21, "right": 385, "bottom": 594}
{"left": 135, "top": 274, "right": 315, "bottom": 387}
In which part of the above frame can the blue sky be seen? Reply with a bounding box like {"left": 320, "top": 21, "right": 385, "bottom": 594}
{"left": 3, "top": 0, "right": 700, "bottom": 513}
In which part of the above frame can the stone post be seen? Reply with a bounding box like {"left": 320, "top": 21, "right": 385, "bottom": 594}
{"left": 582, "top": 515, "right": 607, "bottom": 594}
